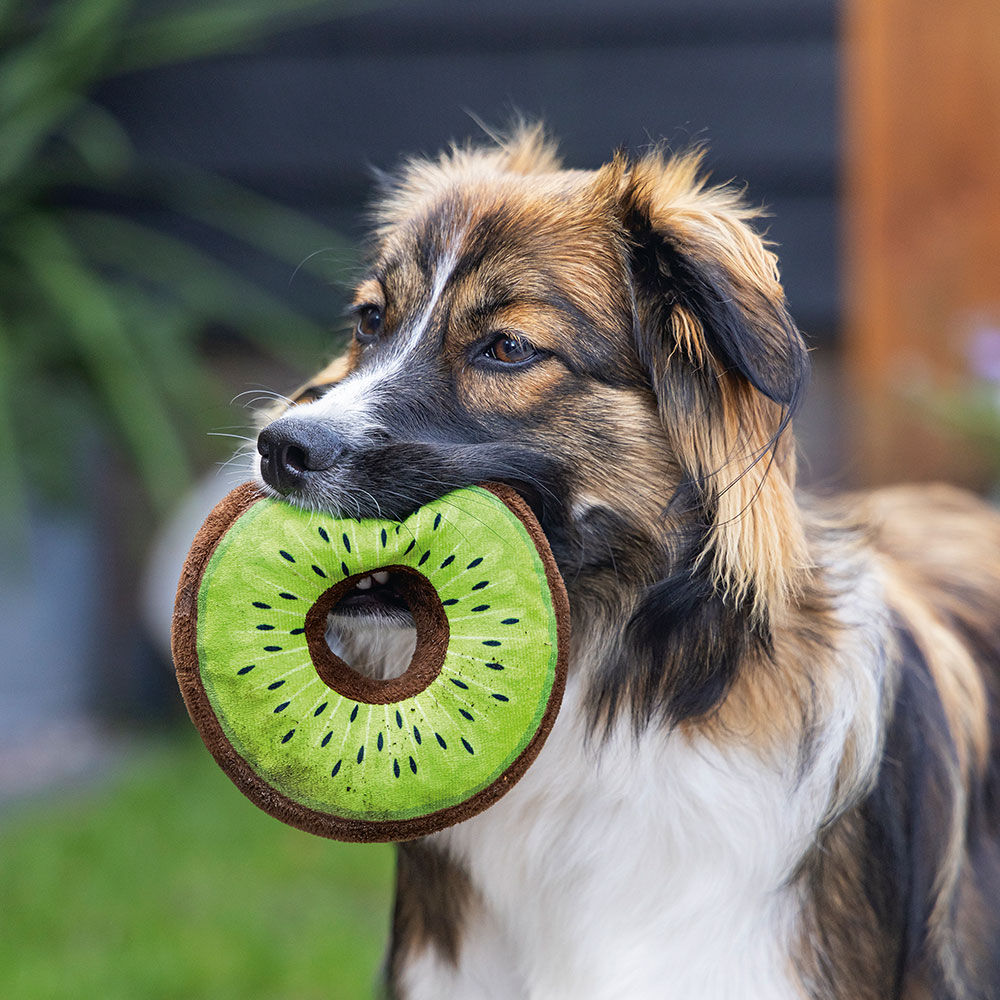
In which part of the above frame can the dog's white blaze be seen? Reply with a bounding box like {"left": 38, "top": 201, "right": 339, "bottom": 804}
{"left": 291, "top": 354, "right": 399, "bottom": 443}
{"left": 293, "top": 245, "right": 462, "bottom": 441}
{"left": 407, "top": 243, "right": 461, "bottom": 352}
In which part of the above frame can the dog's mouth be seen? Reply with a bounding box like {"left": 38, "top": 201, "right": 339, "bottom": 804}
{"left": 330, "top": 569, "right": 416, "bottom": 627}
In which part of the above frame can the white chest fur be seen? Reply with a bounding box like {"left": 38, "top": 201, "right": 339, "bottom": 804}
{"left": 398, "top": 679, "right": 828, "bottom": 1000}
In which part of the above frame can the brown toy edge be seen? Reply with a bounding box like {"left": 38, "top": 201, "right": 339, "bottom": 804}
{"left": 171, "top": 480, "right": 570, "bottom": 844}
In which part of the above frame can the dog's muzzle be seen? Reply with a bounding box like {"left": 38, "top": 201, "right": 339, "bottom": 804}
{"left": 257, "top": 417, "right": 344, "bottom": 495}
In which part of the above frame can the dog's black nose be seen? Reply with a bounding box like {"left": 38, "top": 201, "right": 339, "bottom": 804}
{"left": 257, "top": 418, "right": 343, "bottom": 495}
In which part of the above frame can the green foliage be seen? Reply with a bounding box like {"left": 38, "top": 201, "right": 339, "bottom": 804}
{"left": 921, "top": 383, "right": 1000, "bottom": 479}
{"left": 0, "top": 730, "right": 395, "bottom": 999}
{"left": 0, "top": 0, "right": 359, "bottom": 517}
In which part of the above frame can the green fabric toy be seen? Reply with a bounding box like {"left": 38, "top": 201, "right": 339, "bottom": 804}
{"left": 172, "top": 482, "right": 569, "bottom": 842}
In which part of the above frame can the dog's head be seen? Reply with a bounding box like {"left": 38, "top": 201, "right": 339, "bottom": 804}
{"left": 257, "top": 125, "right": 810, "bottom": 727}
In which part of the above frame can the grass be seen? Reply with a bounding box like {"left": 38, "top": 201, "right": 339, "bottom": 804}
{"left": 0, "top": 728, "right": 396, "bottom": 999}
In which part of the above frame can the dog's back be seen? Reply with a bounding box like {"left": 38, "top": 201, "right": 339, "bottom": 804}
{"left": 796, "top": 483, "right": 1000, "bottom": 998}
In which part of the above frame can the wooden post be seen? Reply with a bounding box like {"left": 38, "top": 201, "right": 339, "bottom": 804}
{"left": 842, "top": 0, "right": 1000, "bottom": 487}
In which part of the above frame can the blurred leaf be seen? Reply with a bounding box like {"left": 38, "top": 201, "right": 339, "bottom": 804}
{"left": 0, "top": 0, "right": 133, "bottom": 184}
{"left": 118, "top": 0, "right": 373, "bottom": 72}
{"left": 65, "top": 209, "right": 340, "bottom": 364}
{"left": 0, "top": 0, "right": 21, "bottom": 28}
{"left": 60, "top": 99, "right": 135, "bottom": 179}
{"left": 0, "top": 90, "right": 80, "bottom": 188}
{"left": 0, "top": 0, "right": 131, "bottom": 115}
{"left": 0, "top": 311, "right": 29, "bottom": 547}
{"left": 150, "top": 167, "right": 358, "bottom": 284}
{"left": 14, "top": 216, "right": 192, "bottom": 511}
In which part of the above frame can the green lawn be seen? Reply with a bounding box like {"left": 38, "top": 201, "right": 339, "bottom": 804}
{"left": 0, "top": 729, "right": 396, "bottom": 999}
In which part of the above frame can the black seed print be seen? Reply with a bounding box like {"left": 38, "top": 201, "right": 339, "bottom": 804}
{"left": 462, "top": 738, "right": 474, "bottom": 754}
{"left": 377, "top": 732, "right": 384, "bottom": 751}
{"left": 393, "top": 759, "right": 400, "bottom": 778}
{"left": 290, "top": 627, "right": 304, "bottom": 635}
{"left": 341, "top": 561, "right": 350, "bottom": 576}
{"left": 471, "top": 604, "right": 489, "bottom": 612}
{"left": 409, "top": 756, "right": 417, "bottom": 774}
{"left": 450, "top": 678, "right": 468, "bottom": 689}
{"left": 418, "top": 550, "right": 430, "bottom": 566}
{"left": 440, "top": 555, "right": 455, "bottom": 568}
{"left": 396, "top": 709, "right": 403, "bottom": 728}
{"left": 471, "top": 581, "right": 489, "bottom": 591}
{"left": 252, "top": 601, "right": 271, "bottom": 609}
{"left": 441, "top": 598, "right": 458, "bottom": 606}
{"left": 331, "top": 759, "right": 341, "bottom": 776}
{"left": 436, "top": 733, "right": 447, "bottom": 749}
{"left": 404, "top": 539, "right": 416, "bottom": 556}
{"left": 357, "top": 745, "right": 365, "bottom": 764}
{"left": 350, "top": 704, "right": 359, "bottom": 723}
{"left": 381, "top": 528, "right": 387, "bottom": 547}
{"left": 279, "top": 550, "right": 295, "bottom": 562}
{"left": 314, "top": 702, "right": 328, "bottom": 716}
{"left": 237, "top": 664, "right": 255, "bottom": 675}
{"left": 342, "top": 533, "right": 351, "bottom": 552}
{"left": 274, "top": 701, "right": 290, "bottom": 713}
{"left": 321, "top": 732, "right": 332, "bottom": 747}
{"left": 492, "top": 693, "right": 510, "bottom": 701}
{"left": 256, "top": 624, "right": 275, "bottom": 631}
{"left": 279, "top": 592, "right": 298, "bottom": 600}
{"left": 485, "top": 661, "right": 504, "bottom": 670}
{"left": 395, "top": 525, "right": 401, "bottom": 534}
{"left": 483, "top": 640, "right": 501, "bottom": 647}
{"left": 264, "top": 645, "right": 282, "bottom": 652}
{"left": 413, "top": 726, "right": 422, "bottom": 744}
{"left": 467, "top": 557, "right": 483, "bottom": 569}
{"left": 282, "top": 729, "right": 295, "bottom": 743}
{"left": 501, "top": 618, "right": 519, "bottom": 625}
{"left": 312, "top": 564, "right": 327, "bottom": 578}
{"left": 268, "top": 680, "right": 285, "bottom": 690}
{"left": 318, "top": 527, "right": 329, "bottom": 542}
{"left": 433, "top": 513, "right": 441, "bottom": 530}
{"left": 459, "top": 709, "right": 474, "bottom": 721}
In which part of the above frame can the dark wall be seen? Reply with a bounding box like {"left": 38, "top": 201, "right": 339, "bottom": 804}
{"left": 101, "top": 0, "right": 839, "bottom": 336}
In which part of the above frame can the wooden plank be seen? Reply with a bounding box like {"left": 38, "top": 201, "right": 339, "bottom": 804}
{"left": 843, "top": 0, "right": 1000, "bottom": 486}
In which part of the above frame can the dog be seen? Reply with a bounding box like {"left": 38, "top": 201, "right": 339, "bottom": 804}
{"left": 254, "top": 125, "right": 1000, "bottom": 999}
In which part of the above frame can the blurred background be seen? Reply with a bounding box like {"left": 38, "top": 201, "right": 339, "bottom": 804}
{"left": 2, "top": 0, "right": 999, "bottom": 996}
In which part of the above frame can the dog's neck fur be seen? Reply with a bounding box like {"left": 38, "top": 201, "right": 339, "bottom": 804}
{"left": 376, "top": 510, "right": 893, "bottom": 1000}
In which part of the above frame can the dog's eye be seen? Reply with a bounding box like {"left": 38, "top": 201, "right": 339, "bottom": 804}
{"left": 484, "top": 334, "right": 537, "bottom": 366}
{"left": 355, "top": 305, "right": 383, "bottom": 344}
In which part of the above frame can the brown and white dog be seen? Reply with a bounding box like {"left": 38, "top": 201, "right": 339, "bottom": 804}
{"left": 255, "top": 126, "right": 1000, "bottom": 999}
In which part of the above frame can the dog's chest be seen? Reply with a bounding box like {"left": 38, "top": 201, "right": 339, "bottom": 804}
{"left": 405, "top": 681, "right": 814, "bottom": 1000}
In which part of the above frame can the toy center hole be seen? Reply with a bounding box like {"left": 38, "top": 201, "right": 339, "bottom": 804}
{"left": 304, "top": 567, "right": 448, "bottom": 705}
{"left": 323, "top": 571, "right": 418, "bottom": 681}
{"left": 324, "top": 620, "right": 417, "bottom": 682}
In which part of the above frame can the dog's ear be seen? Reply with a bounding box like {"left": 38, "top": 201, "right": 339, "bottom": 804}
{"left": 598, "top": 152, "right": 810, "bottom": 619}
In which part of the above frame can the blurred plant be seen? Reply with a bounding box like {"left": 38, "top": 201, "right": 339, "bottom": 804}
{"left": 0, "top": 0, "right": 361, "bottom": 523}
{"left": 920, "top": 324, "right": 1000, "bottom": 482}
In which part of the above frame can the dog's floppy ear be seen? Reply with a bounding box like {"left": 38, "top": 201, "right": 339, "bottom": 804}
{"left": 600, "top": 151, "right": 810, "bottom": 619}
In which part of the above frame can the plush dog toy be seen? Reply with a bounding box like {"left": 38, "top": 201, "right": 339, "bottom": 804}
{"left": 172, "top": 481, "right": 569, "bottom": 842}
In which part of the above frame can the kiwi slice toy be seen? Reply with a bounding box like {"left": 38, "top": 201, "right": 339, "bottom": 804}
{"left": 172, "top": 482, "right": 569, "bottom": 843}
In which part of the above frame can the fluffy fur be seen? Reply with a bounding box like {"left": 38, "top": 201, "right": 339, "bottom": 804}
{"left": 257, "top": 125, "right": 1000, "bottom": 998}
